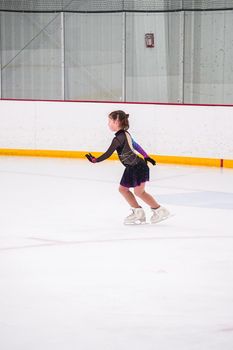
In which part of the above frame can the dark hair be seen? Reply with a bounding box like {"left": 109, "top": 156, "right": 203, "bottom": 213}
{"left": 109, "top": 110, "right": 129, "bottom": 130}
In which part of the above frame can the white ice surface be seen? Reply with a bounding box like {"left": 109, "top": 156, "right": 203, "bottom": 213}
{"left": 0, "top": 157, "right": 233, "bottom": 350}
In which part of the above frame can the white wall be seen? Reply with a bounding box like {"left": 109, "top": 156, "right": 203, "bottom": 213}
{"left": 0, "top": 99, "right": 233, "bottom": 159}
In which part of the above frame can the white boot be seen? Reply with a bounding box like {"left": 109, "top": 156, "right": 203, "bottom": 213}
{"left": 151, "top": 206, "right": 170, "bottom": 224}
{"left": 124, "top": 207, "right": 146, "bottom": 225}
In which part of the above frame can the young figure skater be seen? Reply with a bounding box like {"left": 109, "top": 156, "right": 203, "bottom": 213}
{"left": 85, "top": 110, "right": 170, "bottom": 224}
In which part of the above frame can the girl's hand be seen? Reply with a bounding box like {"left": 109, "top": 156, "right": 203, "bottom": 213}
{"left": 145, "top": 157, "right": 156, "bottom": 166}
{"left": 85, "top": 153, "right": 97, "bottom": 163}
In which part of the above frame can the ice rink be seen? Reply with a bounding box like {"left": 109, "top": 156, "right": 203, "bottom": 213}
{"left": 0, "top": 156, "right": 233, "bottom": 350}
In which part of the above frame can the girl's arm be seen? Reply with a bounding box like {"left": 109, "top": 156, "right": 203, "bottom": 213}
{"left": 86, "top": 137, "right": 120, "bottom": 163}
{"left": 132, "top": 139, "right": 156, "bottom": 166}
{"left": 132, "top": 139, "right": 148, "bottom": 158}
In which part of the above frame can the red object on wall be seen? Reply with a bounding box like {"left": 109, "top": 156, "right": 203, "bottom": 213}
{"left": 145, "top": 33, "right": 154, "bottom": 48}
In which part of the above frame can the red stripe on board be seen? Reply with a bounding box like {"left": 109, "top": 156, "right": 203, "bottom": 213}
{"left": 1, "top": 97, "right": 233, "bottom": 108}
{"left": 220, "top": 159, "right": 224, "bottom": 167}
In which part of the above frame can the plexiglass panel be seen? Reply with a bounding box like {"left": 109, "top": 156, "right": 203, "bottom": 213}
{"left": 1, "top": 12, "right": 63, "bottom": 99}
{"left": 1, "top": 6, "right": 233, "bottom": 104}
{"left": 184, "top": 10, "right": 233, "bottom": 104}
{"left": 126, "top": 12, "right": 183, "bottom": 103}
{"left": 64, "top": 13, "right": 123, "bottom": 101}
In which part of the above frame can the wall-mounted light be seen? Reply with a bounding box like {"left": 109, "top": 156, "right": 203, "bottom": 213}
{"left": 145, "top": 33, "right": 155, "bottom": 48}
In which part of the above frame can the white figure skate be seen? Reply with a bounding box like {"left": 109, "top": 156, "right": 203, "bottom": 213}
{"left": 124, "top": 207, "right": 146, "bottom": 225}
{"left": 150, "top": 206, "right": 170, "bottom": 224}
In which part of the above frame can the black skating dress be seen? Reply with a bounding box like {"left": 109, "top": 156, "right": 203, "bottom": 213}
{"left": 95, "top": 130, "right": 150, "bottom": 188}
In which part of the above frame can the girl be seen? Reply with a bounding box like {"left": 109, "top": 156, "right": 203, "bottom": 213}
{"left": 85, "top": 110, "right": 169, "bottom": 224}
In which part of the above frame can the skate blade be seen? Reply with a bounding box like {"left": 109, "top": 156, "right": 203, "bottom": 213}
{"left": 124, "top": 220, "right": 147, "bottom": 226}
{"left": 150, "top": 213, "right": 175, "bottom": 224}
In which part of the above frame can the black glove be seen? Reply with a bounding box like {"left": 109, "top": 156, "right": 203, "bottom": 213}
{"left": 85, "top": 153, "right": 97, "bottom": 163}
{"left": 145, "top": 157, "right": 156, "bottom": 166}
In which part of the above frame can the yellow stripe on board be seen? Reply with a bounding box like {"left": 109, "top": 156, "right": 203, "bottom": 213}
{"left": 154, "top": 155, "right": 221, "bottom": 167}
{"left": 0, "top": 148, "right": 232, "bottom": 168}
{"left": 0, "top": 148, "right": 87, "bottom": 159}
{"left": 223, "top": 159, "right": 233, "bottom": 168}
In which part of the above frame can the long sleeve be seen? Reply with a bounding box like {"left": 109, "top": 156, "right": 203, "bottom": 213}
{"left": 132, "top": 139, "right": 148, "bottom": 158}
{"left": 96, "top": 137, "right": 120, "bottom": 162}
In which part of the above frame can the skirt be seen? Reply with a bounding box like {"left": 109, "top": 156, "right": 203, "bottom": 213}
{"left": 120, "top": 158, "right": 149, "bottom": 188}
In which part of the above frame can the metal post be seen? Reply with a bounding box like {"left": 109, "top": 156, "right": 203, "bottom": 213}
{"left": 180, "top": 9, "right": 185, "bottom": 104}
{"left": 0, "top": 12, "right": 2, "bottom": 99}
{"left": 122, "top": 11, "right": 126, "bottom": 102}
{"left": 61, "top": 12, "right": 65, "bottom": 100}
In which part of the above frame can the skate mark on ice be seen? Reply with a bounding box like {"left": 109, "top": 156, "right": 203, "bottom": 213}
{"left": 1, "top": 233, "right": 233, "bottom": 252}
{"left": 0, "top": 170, "right": 116, "bottom": 184}
{"left": 219, "top": 327, "right": 233, "bottom": 332}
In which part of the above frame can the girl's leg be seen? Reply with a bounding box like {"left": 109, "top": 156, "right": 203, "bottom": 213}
{"left": 119, "top": 185, "right": 141, "bottom": 208}
{"left": 134, "top": 182, "right": 160, "bottom": 208}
